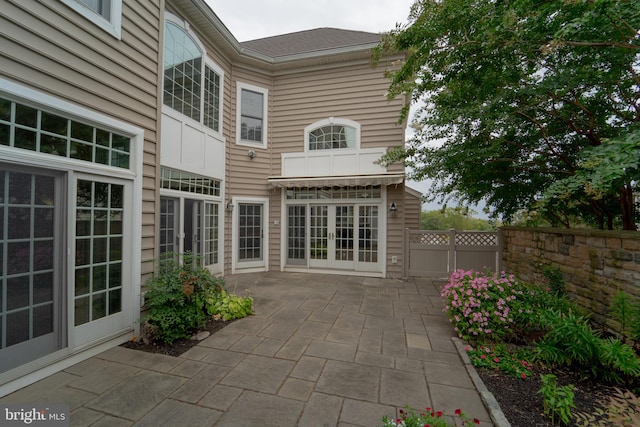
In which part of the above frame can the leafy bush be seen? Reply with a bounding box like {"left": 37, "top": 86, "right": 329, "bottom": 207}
{"left": 143, "top": 255, "right": 239, "bottom": 344}
{"left": 441, "top": 269, "right": 538, "bottom": 342}
{"left": 536, "top": 310, "right": 640, "bottom": 384}
{"left": 205, "top": 289, "right": 253, "bottom": 321}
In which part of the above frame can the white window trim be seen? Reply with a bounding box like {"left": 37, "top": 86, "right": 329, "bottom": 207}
{"left": 0, "top": 76, "right": 144, "bottom": 392}
{"left": 61, "top": 0, "right": 122, "bottom": 39}
{"left": 304, "top": 117, "right": 361, "bottom": 152}
{"left": 158, "top": 190, "right": 225, "bottom": 275}
{"left": 236, "top": 82, "right": 269, "bottom": 149}
{"left": 231, "top": 196, "right": 269, "bottom": 273}
{"left": 163, "top": 13, "right": 225, "bottom": 138}
{"left": 204, "top": 59, "right": 225, "bottom": 138}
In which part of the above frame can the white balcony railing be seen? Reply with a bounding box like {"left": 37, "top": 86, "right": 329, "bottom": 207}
{"left": 280, "top": 147, "right": 388, "bottom": 177}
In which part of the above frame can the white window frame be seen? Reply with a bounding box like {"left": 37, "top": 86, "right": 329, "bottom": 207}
{"left": 61, "top": 0, "right": 122, "bottom": 39}
{"left": 0, "top": 77, "right": 143, "bottom": 393}
{"left": 163, "top": 13, "right": 225, "bottom": 138}
{"left": 204, "top": 59, "right": 225, "bottom": 136}
{"left": 158, "top": 189, "right": 224, "bottom": 275}
{"left": 231, "top": 196, "right": 269, "bottom": 273}
{"left": 236, "top": 82, "right": 268, "bottom": 149}
{"left": 304, "top": 117, "right": 361, "bottom": 152}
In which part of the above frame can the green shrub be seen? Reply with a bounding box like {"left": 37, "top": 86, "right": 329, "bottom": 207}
{"left": 441, "top": 269, "right": 544, "bottom": 343}
{"left": 143, "top": 254, "right": 225, "bottom": 344}
{"left": 535, "top": 310, "right": 640, "bottom": 384}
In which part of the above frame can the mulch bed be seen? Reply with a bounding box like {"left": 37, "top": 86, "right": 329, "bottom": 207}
{"left": 121, "top": 318, "right": 233, "bottom": 357}
{"left": 478, "top": 364, "right": 625, "bottom": 426}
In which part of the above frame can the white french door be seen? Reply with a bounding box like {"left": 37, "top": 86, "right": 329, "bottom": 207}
{"left": 72, "top": 174, "right": 132, "bottom": 349}
{"left": 235, "top": 201, "right": 267, "bottom": 270}
{"left": 288, "top": 202, "right": 381, "bottom": 273}
{"left": 309, "top": 205, "right": 355, "bottom": 270}
{"left": 159, "top": 196, "right": 222, "bottom": 274}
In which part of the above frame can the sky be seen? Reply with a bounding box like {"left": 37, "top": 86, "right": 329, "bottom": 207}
{"left": 205, "top": 0, "right": 414, "bottom": 42}
{"left": 205, "top": 1, "right": 489, "bottom": 218}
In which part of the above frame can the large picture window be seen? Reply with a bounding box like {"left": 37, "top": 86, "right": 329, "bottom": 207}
{"left": 163, "top": 17, "right": 223, "bottom": 133}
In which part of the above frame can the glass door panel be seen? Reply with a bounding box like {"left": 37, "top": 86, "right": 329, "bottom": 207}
{"left": 203, "top": 202, "right": 220, "bottom": 272}
{"left": 309, "top": 205, "right": 355, "bottom": 270}
{"left": 74, "top": 180, "right": 123, "bottom": 326}
{"left": 159, "top": 197, "right": 178, "bottom": 259}
{"left": 309, "top": 205, "right": 328, "bottom": 268}
{"left": 287, "top": 205, "right": 306, "bottom": 265}
{"left": 334, "top": 205, "right": 354, "bottom": 263}
{"left": 73, "top": 175, "right": 130, "bottom": 350}
{"left": 357, "top": 205, "right": 380, "bottom": 271}
{"left": 238, "top": 203, "right": 263, "bottom": 262}
{"left": 1, "top": 168, "right": 63, "bottom": 374}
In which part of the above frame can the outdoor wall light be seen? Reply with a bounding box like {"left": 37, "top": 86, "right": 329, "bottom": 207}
{"left": 248, "top": 149, "right": 256, "bottom": 159}
{"left": 226, "top": 201, "right": 234, "bottom": 210}
{"left": 389, "top": 202, "right": 398, "bottom": 215}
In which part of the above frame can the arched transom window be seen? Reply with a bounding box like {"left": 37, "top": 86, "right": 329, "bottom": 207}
{"left": 305, "top": 118, "right": 360, "bottom": 151}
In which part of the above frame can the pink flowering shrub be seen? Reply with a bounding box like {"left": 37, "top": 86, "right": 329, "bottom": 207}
{"left": 441, "top": 269, "right": 535, "bottom": 342}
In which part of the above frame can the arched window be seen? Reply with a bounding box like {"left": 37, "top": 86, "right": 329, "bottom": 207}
{"left": 305, "top": 118, "right": 360, "bottom": 151}
{"left": 163, "top": 15, "right": 223, "bottom": 133}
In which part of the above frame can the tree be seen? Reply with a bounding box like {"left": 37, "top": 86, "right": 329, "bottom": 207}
{"left": 374, "top": 0, "right": 640, "bottom": 230}
{"left": 421, "top": 206, "right": 496, "bottom": 230}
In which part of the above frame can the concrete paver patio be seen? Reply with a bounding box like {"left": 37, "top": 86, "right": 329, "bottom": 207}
{"left": 1, "top": 272, "right": 494, "bottom": 426}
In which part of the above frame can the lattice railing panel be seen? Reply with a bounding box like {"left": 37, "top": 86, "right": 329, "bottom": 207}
{"left": 456, "top": 232, "right": 497, "bottom": 246}
{"left": 410, "top": 232, "right": 450, "bottom": 245}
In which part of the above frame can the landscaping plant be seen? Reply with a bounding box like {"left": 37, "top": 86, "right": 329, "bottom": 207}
{"left": 441, "top": 269, "right": 539, "bottom": 342}
{"left": 381, "top": 405, "right": 480, "bottom": 427}
{"left": 610, "top": 290, "right": 640, "bottom": 343}
{"left": 535, "top": 310, "right": 640, "bottom": 384}
{"left": 538, "top": 374, "right": 576, "bottom": 426}
{"left": 205, "top": 289, "right": 254, "bottom": 322}
{"left": 465, "top": 344, "right": 534, "bottom": 379}
{"left": 143, "top": 254, "right": 253, "bottom": 344}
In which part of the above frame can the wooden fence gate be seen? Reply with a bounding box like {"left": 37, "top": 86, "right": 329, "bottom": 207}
{"left": 404, "top": 229, "right": 502, "bottom": 278}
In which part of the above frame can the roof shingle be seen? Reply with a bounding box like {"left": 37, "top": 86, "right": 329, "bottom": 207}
{"left": 241, "top": 27, "right": 381, "bottom": 58}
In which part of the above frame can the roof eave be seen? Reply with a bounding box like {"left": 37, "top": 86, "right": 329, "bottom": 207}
{"left": 176, "top": 0, "right": 381, "bottom": 71}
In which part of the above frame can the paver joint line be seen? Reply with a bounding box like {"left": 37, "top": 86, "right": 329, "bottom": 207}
{"left": 0, "top": 273, "right": 502, "bottom": 427}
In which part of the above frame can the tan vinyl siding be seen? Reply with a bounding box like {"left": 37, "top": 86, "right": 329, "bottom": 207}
{"left": 1, "top": 0, "right": 161, "bottom": 280}
{"left": 270, "top": 61, "right": 405, "bottom": 174}
{"left": 269, "top": 61, "right": 406, "bottom": 274}
{"left": 387, "top": 185, "right": 406, "bottom": 279}
{"left": 404, "top": 189, "right": 422, "bottom": 231}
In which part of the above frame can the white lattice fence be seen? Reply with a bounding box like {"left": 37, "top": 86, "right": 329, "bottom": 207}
{"left": 404, "top": 229, "right": 502, "bottom": 277}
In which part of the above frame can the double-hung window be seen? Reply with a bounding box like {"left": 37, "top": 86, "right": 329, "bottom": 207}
{"left": 62, "top": 0, "right": 122, "bottom": 38}
{"left": 163, "top": 15, "right": 223, "bottom": 134}
{"left": 236, "top": 82, "right": 268, "bottom": 148}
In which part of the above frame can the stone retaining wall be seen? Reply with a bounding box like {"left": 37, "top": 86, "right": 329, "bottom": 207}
{"left": 501, "top": 226, "right": 640, "bottom": 333}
